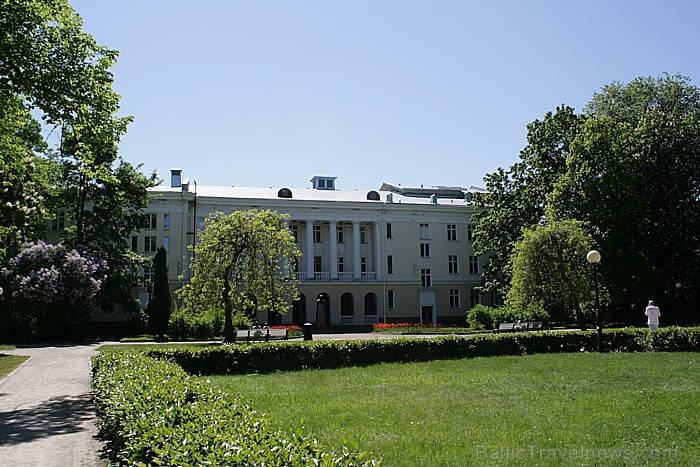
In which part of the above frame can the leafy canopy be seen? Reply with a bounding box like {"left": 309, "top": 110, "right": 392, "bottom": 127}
{"left": 178, "top": 210, "right": 301, "bottom": 341}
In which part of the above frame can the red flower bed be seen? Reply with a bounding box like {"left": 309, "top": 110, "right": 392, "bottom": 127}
{"left": 374, "top": 322, "right": 445, "bottom": 329}
{"left": 270, "top": 325, "right": 302, "bottom": 332}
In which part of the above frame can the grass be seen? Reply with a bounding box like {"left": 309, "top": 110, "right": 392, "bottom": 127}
{"left": 209, "top": 352, "right": 700, "bottom": 466}
{"left": 0, "top": 354, "right": 29, "bottom": 378}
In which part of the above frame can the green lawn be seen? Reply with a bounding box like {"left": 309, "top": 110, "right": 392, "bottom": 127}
{"left": 0, "top": 354, "right": 28, "bottom": 378}
{"left": 210, "top": 352, "right": 699, "bottom": 466}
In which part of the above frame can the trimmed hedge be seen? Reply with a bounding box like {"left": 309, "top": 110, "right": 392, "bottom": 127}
{"left": 147, "top": 327, "right": 700, "bottom": 376}
{"left": 92, "top": 351, "right": 381, "bottom": 466}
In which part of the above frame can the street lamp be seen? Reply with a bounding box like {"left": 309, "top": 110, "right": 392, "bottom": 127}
{"left": 587, "top": 250, "right": 602, "bottom": 352}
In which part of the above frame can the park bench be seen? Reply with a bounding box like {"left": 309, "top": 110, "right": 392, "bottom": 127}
{"left": 496, "top": 322, "right": 544, "bottom": 333}
{"left": 234, "top": 328, "right": 288, "bottom": 342}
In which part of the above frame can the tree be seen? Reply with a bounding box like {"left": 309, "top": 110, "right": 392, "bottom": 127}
{"left": 476, "top": 74, "right": 700, "bottom": 319}
{"left": 473, "top": 105, "right": 584, "bottom": 300}
{"left": 147, "top": 246, "right": 171, "bottom": 337}
{"left": 551, "top": 74, "right": 700, "bottom": 310}
{"left": 0, "top": 89, "right": 50, "bottom": 263}
{"left": 1, "top": 0, "right": 158, "bottom": 309}
{"left": 178, "top": 210, "right": 301, "bottom": 342}
{"left": 0, "top": 240, "right": 107, "bottom": 341}
{"left": 507, "top": 221, "right": 597, "bottom": 327}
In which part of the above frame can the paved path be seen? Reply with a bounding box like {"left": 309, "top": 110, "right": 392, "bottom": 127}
{"left": 0, "top": 342, "right": 106, "bottom": 467}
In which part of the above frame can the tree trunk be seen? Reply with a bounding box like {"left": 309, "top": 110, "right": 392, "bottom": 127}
{"left": 223, "top": 269, "right": 234, "bottom": 342}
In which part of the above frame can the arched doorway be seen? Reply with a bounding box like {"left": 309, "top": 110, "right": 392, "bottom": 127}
{"left": 364, "top": 292, "right": 378, "bottom": 324}
{"left": 292, "top": 293, "right": 307, "bottom": 326}
{"left": 315, "top": 293, "right": 330, "bottom": 329}
{"left": 341, "top": 292, "right": 354, "bottom": 325}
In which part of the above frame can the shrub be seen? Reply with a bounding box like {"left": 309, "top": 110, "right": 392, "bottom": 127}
{"left": 147, "top": 327, "right": 700, "bottom": 376}
{"left": 466, "top": 304, "right": 494, "bottom": 329}
{"left": 92, "top": 351, "right": 381, "bottom": 465}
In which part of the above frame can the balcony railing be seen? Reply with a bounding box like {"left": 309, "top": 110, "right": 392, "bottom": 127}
{"left": 293, "top": 271, "right": 378, "bottom": 282}
{"left": 364, "top": 315, "right": 378, "bottom": 324}
{"left": 340, "top": 315, "right": 355, "bottom": 325}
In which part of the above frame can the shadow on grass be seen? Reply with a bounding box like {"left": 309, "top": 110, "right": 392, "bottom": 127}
{"left": 0, "top": 393, "right": 95, "bottom": 446}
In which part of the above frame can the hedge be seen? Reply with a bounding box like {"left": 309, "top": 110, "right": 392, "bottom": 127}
{"left": 91, "top": 352, "right": 381, "bottom": 466}
{"left": 147, "top": 327, "right": 700, "bottom": 376}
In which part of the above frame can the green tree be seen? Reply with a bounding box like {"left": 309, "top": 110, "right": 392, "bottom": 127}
{"left": 147, "top": 246, "right": 171, "bottom": 337}
{"left": 1, "top": 0, "right": 158, "bottom": 309}
{"left": 507, "top": 221, "right": 597, "bottom": 327}
{"left": 473, "top": 105, "right": 583, "bottom": 300}
{"left": 178, "top": 210, "right": 301, "bottom": 342}
{"left": 0, "top": 89, "right": 50, "bottom": 263}
{"left": 476, "top": 74, "right": 700, "bottom": 318}
{"left": 551, "top": 74, "right": 700, "bottom": 308}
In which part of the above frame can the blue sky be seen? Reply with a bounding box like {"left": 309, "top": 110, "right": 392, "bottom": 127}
{"left": 68, "top": 0, "right": 700, "bottom": 191}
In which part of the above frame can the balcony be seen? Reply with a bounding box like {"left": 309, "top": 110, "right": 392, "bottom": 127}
{"left": 293, "top": 271, "right": 378, "bottom": 282}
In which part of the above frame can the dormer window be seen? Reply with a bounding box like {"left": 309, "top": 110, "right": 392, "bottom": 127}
{"left": 310, "top": 176, "right": 337, "bottom": 190}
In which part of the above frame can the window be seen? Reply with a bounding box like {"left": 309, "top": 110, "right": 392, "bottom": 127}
{"left": 163, "top": 236, "right": 170, "bottom": 253}
{"left": 314, "top": 256, "right": 323, "bottom": 272}
{"left": 144, "top": 236, "right": 157, "bottom": 253}
{"left": 130, "top": 236, "right": 138, "bottom": 252}
{"left": 337, "top": 226, "right": 344, "bottom": 243}
{"left": 420, "top": 243, "right": 431, "bottom": 258}
{"left": 387, "top": 255, "right": 393, "bottom": 274}
{"left": 419, "top": 223, "right": 430, "bottom": 240}
{"left": 467, "top": 224, "right": 475, "bottom": 241}
{"left": 313, "top": 225, "right": 321, "bottom": 243}
{"left": 318, "top": 179, "right": 326, "bottom": 188}
{"left": 448, "top": 255, "right": 459, "bottom": 274}
{"left": 360, "top": 226, "right": 367, "bottom": 243}
{"left": 386, "top": 223, "right": 392, "bottom": 239}
{"left": 338, "top": 257, "right": 344, "bottom": 273}
{"left": 327, "top": 179, "right": 334, "bottom": 189}
{"left": 197, "top": 217, "right": 205, "bottom": 231}
{"left": 290, "top": 224, "right": 298, "bottom": 242}
{"left": 361, "top": 257, "right": 367, "bottom": 273}
{"left": 163, "top": 214, "right": 170, "bottom": 231}
{"left": 470, "top": 290, "right": 481, "bottom": 308}
{"left": 469, "top": 255, "right": 479, "bottom": 274}
{"left": 142, "top": 265, "right": 154, "bottom": 287}
{"left": 387, "top": 290, "right": 395, "bottom": 309}
{"left": 50, "top": 212, "right": 66, "bottom": 231}
{"left": 447, "top": 224, "right": 457, "bottom": 241}
{"left": 450, "top": 289, "right": 461, "bottom": 308}
{"left": 146, "top": 213, "right": 157, "bottom": 230}
{"left": 421, "top": 269, "right": 432, "bottom": 288}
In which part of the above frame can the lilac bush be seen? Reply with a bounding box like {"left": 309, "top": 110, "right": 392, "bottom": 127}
{"left": 0, "top": 241, "right": 108, "bottom": 341}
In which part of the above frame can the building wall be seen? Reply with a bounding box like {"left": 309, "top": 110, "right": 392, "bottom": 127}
{"left": 137, "top": 179, "right": 488, "bottom": 327}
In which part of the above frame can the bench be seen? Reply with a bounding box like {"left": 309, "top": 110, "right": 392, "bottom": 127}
{"left": 234, "top": 328, "right": 288, "bottom": 342}
{"left": 497, "top": 322, "right": 543, "bottom": 333}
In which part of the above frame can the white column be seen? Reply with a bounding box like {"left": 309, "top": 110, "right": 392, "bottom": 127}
{"left": 353, "top": 221, "right": 361, "bottom": 279}
{"left": 305, "top": 220, "right": 315, "bottom": 278}
{"left": 374, "top": 222, "right": 381, "bottom": 280}
{"left": 329, "top": 221, "right": 338, "bottom": 279}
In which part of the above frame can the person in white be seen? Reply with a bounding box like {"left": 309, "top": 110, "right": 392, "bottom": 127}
{"left": 645, "top": 300, "right": 661, "bottom": 331}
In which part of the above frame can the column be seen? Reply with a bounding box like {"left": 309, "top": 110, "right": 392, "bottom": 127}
{"left": 305, "top": 220, "right": 315, "bottom": 279}
{"left": 329, "top": 221, "right": 338, "bottom": 279}
{"left": 353, "top": 221, "right": 361, "bottom": 279}
{"left": 374, "top": 222, "right": 381, "bottom": 280}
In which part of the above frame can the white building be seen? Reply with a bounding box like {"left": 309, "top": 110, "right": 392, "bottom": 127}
{"left": 133, "top": 168, "right": 488, "bottom": 327}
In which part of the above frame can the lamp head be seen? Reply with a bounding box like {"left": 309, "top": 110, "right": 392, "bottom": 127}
{"left": 587, "top": 250, "right": 601, "bottom": 264}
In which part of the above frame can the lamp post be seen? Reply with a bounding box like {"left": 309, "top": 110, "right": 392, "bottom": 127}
{"left": 587, "top": 250, "right": 602, "bottom": 352}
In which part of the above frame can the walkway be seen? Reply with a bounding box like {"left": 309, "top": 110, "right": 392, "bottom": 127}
{"left": 0, "top": 342, "right": 106, "bottom": 467}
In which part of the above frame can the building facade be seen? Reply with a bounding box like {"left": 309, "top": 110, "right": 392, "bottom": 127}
{"left": 132, "top": 168, "right": 488, "bottom": 327}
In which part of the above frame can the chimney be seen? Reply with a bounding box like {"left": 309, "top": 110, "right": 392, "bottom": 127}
{"left": 171, "top": 167, "right": 182, "bottom": 188}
